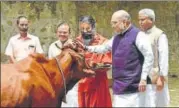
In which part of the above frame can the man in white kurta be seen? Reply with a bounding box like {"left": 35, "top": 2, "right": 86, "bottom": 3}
{"left": 77, "top": 10, "right": 154, "bottom": 107}
{"left": 5, "top": 16, "right": 43, "bottom": 63}
{"left": 48, "top": 22, "right": 73, "bottom": 59}
{"left": 48, "top": 22, "right": 78, "bottom": 107}
{"left": 138, "top": 8, "right": 170, "bottom": 107}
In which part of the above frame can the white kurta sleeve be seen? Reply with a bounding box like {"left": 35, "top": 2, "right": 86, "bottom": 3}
{"left": 158, "top": 34, "right": 169, "bottom": 76}
{"left": 5, "top": 38, "right": 13, "bottom": 56}
{"left": 136, "top": 31, "right": 154, "bottom": 80}
{"left": 87, "top": 36, "right": 113, "bottom": 53}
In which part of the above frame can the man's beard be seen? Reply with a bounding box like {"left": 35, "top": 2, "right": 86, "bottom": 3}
{"left": 81, "top": 31, "right": 94, "bottom": 45}
{"left": 83, "top": 39, "right": 92, "bottom": 45}
{"left": 82, "top": 32, "right": 93, "bottom": 39}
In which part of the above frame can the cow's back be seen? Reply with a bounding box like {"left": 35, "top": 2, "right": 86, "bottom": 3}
{"left": 1, "top": 51, "right": 86, "bottom": 107}
{"left": 1, "top": 55, "right": 58, "bottom": 107}
{"left": 1, "top": 62, "right": 31, "bottom": 107}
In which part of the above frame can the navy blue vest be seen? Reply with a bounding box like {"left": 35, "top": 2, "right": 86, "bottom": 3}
{"left": 112, "top": 25, "right": 144, "bottom": 94}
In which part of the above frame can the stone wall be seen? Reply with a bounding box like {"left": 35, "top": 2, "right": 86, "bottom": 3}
{"left": 1, "top": 1, "right": 179, "bottom": 73}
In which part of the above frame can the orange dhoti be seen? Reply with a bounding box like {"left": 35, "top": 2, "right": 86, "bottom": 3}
{"left": 78, "top": 72, "right": 112, "bottom": 107}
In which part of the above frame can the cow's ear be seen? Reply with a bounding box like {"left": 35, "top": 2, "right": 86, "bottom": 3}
{"left": 29, "top": 53, "right": 48, "bottom": 63}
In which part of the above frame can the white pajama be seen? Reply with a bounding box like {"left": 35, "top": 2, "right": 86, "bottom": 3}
{"left": 156, "top": 83, "right": 170, "bottom": 107}
{"left": 61, "top": 83, "right": 79, "bottom": 107}
{"left": 144, "top": 83, "right": 170, "bottom": 107}
{"left": 144, "top": 84, "right": 157, "bottom": 107}
{"left": 113, "top": 92, "right": 146, "bottom": 107}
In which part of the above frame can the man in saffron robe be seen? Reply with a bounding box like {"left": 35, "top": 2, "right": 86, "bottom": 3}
{"left": 76, "top": 16, "right": 112, "bottom": 107}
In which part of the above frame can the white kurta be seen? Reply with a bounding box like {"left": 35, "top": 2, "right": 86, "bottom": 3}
{"left": 87, "top": 28, "right": 154, "bottom": 107}
{"left": 5, "top": 33, "right": 44, "bottom": 62}
{"left": 48, "top": 39, "right": 79, "bottom": 107}
{"left": 48, "top": 39, "right": 72, "bottom": 59}
{"left": 144, "top": 27, "right": 170, "bottom": 107}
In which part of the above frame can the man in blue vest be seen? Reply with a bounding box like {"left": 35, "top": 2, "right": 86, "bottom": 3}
{"left": 75, "top": 10, "right": 154, "bottom": 107}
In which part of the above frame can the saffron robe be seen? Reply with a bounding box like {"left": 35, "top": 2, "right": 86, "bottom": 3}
{"left": 76, "top": 33, "right": 112, "bottom": 107}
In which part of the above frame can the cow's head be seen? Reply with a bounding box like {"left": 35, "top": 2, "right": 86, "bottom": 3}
{"left": 61, "top": 48, "right": 95, "bottom": 79}
{"left": 55, "top": 47, "right": 95, "bottom": 106}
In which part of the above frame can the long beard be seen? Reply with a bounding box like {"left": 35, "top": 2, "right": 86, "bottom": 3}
{"left": 83, "top": 39, "right": 92, "bottom": 45}
{"left": 81, "top": 31, "right": 94, "bottom": 45}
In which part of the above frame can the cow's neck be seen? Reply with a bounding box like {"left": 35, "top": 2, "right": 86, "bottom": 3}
{"left": 41, "top": 54, "right": 73, "bottom": 97}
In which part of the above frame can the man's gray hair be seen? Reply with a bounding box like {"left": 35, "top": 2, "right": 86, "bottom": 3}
{"left": 115, "top": 10, "right": 131, "bottom": 21}
{"left": 139, "top": 8, "right": 155, "bottom": 22}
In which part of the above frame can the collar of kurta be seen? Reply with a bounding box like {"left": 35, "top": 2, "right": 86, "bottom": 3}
{"left": 17, "top": 33, "right": 32, "bottom": 40}
{"left": 55, "top": 39, "right": 72, "bottom": 49}
{"left": 146, "top": 25, "right": 156, "bottom": 34}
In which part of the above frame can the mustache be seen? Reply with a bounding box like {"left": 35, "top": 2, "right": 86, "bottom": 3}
{"left": 82, "top": 32, "right": 94, "bottom": 40}
{"left": 20, "top": 28, "right": 28, "bottom": 32}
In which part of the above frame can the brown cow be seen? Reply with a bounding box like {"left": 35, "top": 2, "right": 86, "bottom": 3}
{"left": 1, "top": 48, "right": 95, "bottom": 107}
